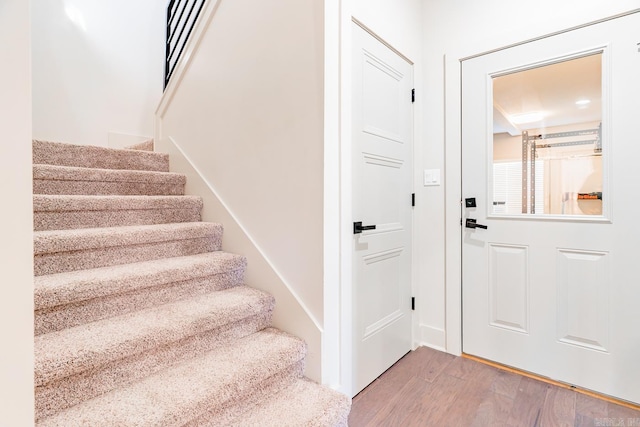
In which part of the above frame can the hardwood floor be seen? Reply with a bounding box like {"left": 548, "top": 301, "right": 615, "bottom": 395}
{"left": 349, "top": 347, "right": 640, "bottom": 426}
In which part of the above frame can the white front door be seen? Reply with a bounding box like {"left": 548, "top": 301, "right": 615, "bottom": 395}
{"left": 352, "top": 22, "right": 413, "bottom": 395}
{"left": 462, "top": 12, "right": 640, "bottom": 404}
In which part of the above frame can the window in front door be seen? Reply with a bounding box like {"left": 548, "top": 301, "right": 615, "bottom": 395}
{"left": 491, "top": 52, "right": 604, "bottom": 217}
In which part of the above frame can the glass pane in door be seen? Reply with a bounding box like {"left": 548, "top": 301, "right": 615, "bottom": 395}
{"left": 492, "top": 53, "right": 603, "bottom": 216}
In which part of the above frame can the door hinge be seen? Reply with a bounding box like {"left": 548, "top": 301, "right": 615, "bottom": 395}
{"left": 411, "top": 297, "right": 415, "bottom": 310}
{"left": 411, "top": 88, "right": 415, "bottom": 103}
{"left": 411, "top": 193, "right": 415, "bottom": 207}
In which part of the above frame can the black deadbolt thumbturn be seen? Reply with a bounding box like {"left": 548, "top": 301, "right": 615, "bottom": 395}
{"left": 354, "top": 221, "right": 377, "bottom": 234}
{"left": 465, "top": 198, "right": 477, "bottom": 208}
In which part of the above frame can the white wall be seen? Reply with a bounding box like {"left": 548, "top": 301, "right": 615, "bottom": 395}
{"left": 420, "top": 0, "right": 640, "bottom": 353}
{"left": 32, "top": 0, "right": 165, "bottom": 146}
{"left": 156, "top": 0, "right": 325, "bottom": 381}
{"left": 0, "top": 0, "right": 35, "bottom": 424}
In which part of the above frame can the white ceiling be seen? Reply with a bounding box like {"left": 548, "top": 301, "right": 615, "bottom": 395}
{"left": 493, "top": 53, "right": 602, "bottom": 135}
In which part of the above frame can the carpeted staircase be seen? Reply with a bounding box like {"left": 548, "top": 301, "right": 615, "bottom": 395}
{"left": 32, "top": 140, "right": 351, "bottom": 426}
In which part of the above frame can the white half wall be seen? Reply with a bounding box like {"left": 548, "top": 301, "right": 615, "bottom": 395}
{"left": 420, "top": 0, "right": 640, "bottom": 354}
{"left": 156, "top": 0, "right": 325, "bottom": 381}
{"left": 31, "top": 0, "right": 165, "bottom": 146}
{"left": 0, "top": 0, "right": 35, "bottom": 424}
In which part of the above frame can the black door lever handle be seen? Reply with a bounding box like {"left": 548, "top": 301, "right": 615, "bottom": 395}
{"left": 466, "top": 218, "right": 488, "bottom": 230}
{"left": 354, "top": 221, "right": 377, "bottom": 234}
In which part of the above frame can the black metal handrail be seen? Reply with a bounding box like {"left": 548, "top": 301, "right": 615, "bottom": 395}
{"left": 165, "top": 0, "right": 206, "bottom": 89}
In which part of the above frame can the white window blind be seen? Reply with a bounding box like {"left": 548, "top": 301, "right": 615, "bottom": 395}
{"left": 493, "top": 161, "right": 544, "bottom": 214}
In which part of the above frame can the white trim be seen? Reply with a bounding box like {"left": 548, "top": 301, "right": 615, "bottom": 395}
{"left": 459, "top": 9, "right": 640, "bottom": 62}
{"left": 444, "top": 8, "right": 640, "bottom": 358}
{"left": 444, "top": 54, "right": 463, "bottom": 356}
{"left": 419, "top": 325, "right": 446, "bottom": 351}
{"left": 323, "top": 0, "right": 343, "bottom": 392}
{"left": 351, "top": 18, "right": 414, "bottom": 65}
{"left": 339, "top": 0, "right": 354, "bottom": 396}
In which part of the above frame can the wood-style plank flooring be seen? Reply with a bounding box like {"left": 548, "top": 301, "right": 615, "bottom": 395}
{"left": 349, "top": 347, "right": 640, "bottom": 426}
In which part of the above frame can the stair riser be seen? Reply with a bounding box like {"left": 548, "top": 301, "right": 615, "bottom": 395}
{"left": 35, "top": 312, "right": 274, "bottom": 421}
{"left": 34, "top": 237, "right": 221, "bottom": 276}
{"left": 36, "top": 269, "right": 245, "bottom": 335}
{"left": 34, "top": 208, "right": 202, "bottom": 231}
{"left": 33, "top": 140, "right": 169, "bottom": 172}
{"left": 33, "top": 179, "right": 185, "bottom": 196}
{"left": 35, "top": 253, "right": 245, "bottom": 311}
{"left": 35, "top": 288, "right": 271, "bottom": 387}
{"left": 186, "top": 361, "right": 306, "bottom": 427}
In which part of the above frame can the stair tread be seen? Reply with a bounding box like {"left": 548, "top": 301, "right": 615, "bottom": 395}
{"left": 36, "top": 329, "right": 305, "bottom": 427}
{"left": 33, "top": 164, "right": 185, "bottom": 184}
{"left": 35, "top": 252, "right": 246, "bottom": 311}
{"left": 33, "top": 140, "right": 169, "bottom": 172}
{"left": 35, "top": 286, "right": 275, "bottom": 387}
{"left": 34, "top": 222, "right": 222, "bottom": 255}
{"left": 33, "top": 194, "right": 202, "bottom": 212}
{"left": 226, "top": 378, "right": 351, "bottom": 427}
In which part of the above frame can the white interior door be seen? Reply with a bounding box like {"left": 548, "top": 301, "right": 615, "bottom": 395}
{"left": 352, "top": 22, "right": 413, "bottom": 395}
{"left": 462, "top": 12, "right": 640, "bottom": 404}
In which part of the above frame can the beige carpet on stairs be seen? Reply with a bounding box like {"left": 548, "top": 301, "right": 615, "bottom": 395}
{"left": 32, "top": 140, "right": 351, "bottom": 426}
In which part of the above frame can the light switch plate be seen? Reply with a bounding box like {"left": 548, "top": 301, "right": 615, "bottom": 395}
{"left": 423, "top": 169, "right": 441, "bottom": 186}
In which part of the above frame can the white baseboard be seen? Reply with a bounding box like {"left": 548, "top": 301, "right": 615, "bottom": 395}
{"left": 417, "top": 324, "right": 447, "bottom": 352}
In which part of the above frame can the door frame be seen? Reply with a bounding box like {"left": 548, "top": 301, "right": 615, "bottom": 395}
{"left": 444, "top": 9, "right": 640, "bottom": 357}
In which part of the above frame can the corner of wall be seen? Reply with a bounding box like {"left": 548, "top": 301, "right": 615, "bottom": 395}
{"left": 0, "top": 0, "right": 35, "bottom": 423}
